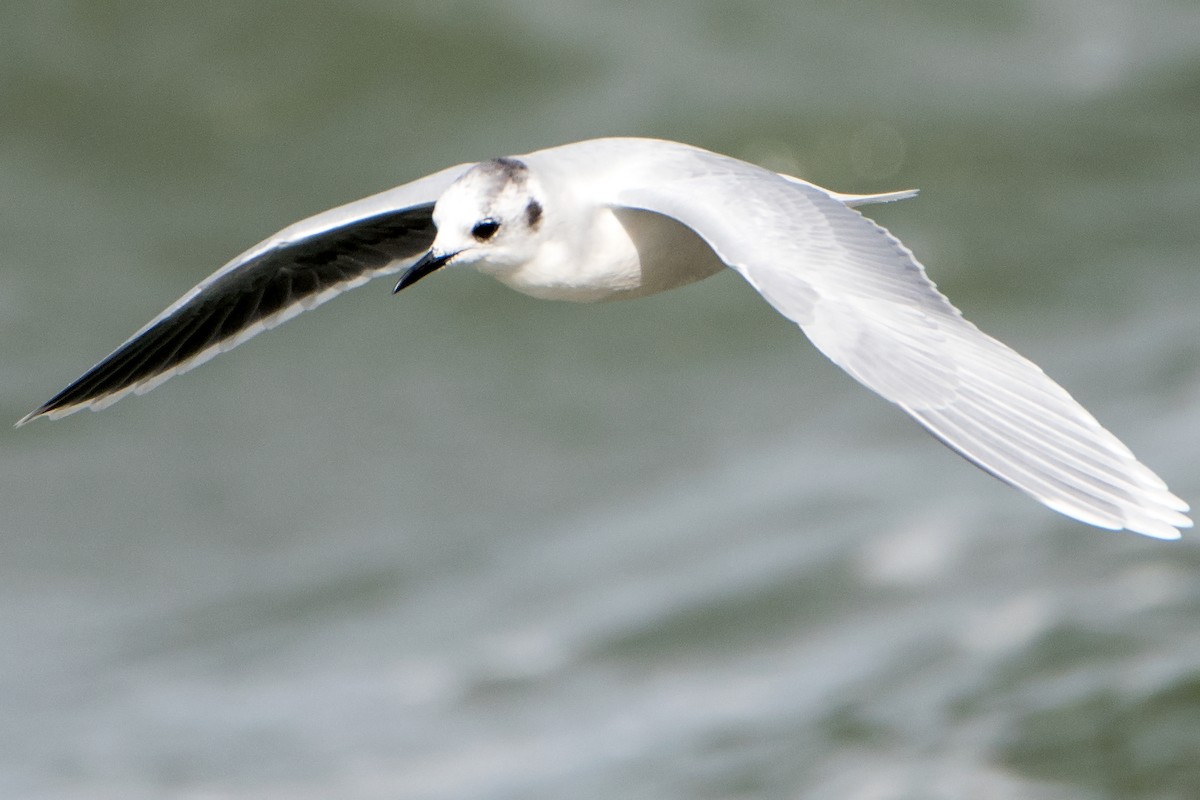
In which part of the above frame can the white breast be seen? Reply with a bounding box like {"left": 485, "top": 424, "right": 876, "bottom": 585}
{"left": 488, "top": 206, "right": 727, "bottom": 303}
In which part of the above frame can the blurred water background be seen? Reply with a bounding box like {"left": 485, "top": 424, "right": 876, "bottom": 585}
{"left": 3, "top": 2, "right": 1199, "bottom": 798}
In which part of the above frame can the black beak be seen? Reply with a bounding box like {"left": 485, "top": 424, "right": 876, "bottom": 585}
{"left": 393, "top": 250, "right": 455, "bottom": 294}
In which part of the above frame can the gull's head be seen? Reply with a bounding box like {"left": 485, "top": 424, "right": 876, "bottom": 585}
{"left": 394, "top": 157, "right": 546, "bottom": 292}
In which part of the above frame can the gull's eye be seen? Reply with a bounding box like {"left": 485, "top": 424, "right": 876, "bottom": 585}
{"left": 471, "top": 218, "right": 500, "bottom": 242}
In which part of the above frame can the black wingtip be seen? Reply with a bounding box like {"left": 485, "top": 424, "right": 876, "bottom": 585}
{"left": 14, "top": 409, "right": 41, "bottom": 428}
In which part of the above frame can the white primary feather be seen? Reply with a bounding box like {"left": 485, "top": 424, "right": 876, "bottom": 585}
{"left": 596, "top": 139, "right": 1187, "bottom": 538}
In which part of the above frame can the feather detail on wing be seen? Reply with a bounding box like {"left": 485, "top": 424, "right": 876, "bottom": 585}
{"left": 20, "top": 164, "right": 472, "bottom": 424}
{"left": 615, "top": 146, "right": 1190, "bottom": 538}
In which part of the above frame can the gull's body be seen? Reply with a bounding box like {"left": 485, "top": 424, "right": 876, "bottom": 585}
{"left": 21, "top": 137, "right": 1190, "bottom": 539}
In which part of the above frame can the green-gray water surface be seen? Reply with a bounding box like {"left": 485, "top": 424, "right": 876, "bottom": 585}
{"left": 3, "top": 3, "right": 1199, "bottom": 798}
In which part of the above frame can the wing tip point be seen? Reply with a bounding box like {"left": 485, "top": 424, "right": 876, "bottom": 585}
{"left": 1123, "top": 508, "right": 1191, "bottom": 541}
{"left": 15, "top": 402, "right": 60, "bottom": 428}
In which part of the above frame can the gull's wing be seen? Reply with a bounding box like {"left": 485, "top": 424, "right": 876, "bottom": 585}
{"left": 613, "top": 145, "right": 1190, "bottom": 538}
{"left": 20, "top": 162, "right": 473, "bottom": 425}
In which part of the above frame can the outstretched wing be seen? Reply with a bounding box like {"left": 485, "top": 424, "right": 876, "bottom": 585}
{"left": 613, "top": 144, "right": 1190, "bottom": 539}
{"left": 20, "top": 163, "right": 472, "bottom": 424}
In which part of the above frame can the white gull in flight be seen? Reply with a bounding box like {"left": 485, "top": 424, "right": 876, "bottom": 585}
{"left": 20, "top": 138, "right": 1191, "bottom": 539}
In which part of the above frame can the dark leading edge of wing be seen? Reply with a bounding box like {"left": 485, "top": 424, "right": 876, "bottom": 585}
{"left": 20, "top": 204, "right": 437, "bottom": 424}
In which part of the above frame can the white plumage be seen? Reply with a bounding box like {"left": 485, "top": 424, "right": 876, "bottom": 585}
{"left": 21, "top": 138, "right": 1190, "bottom": 539}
